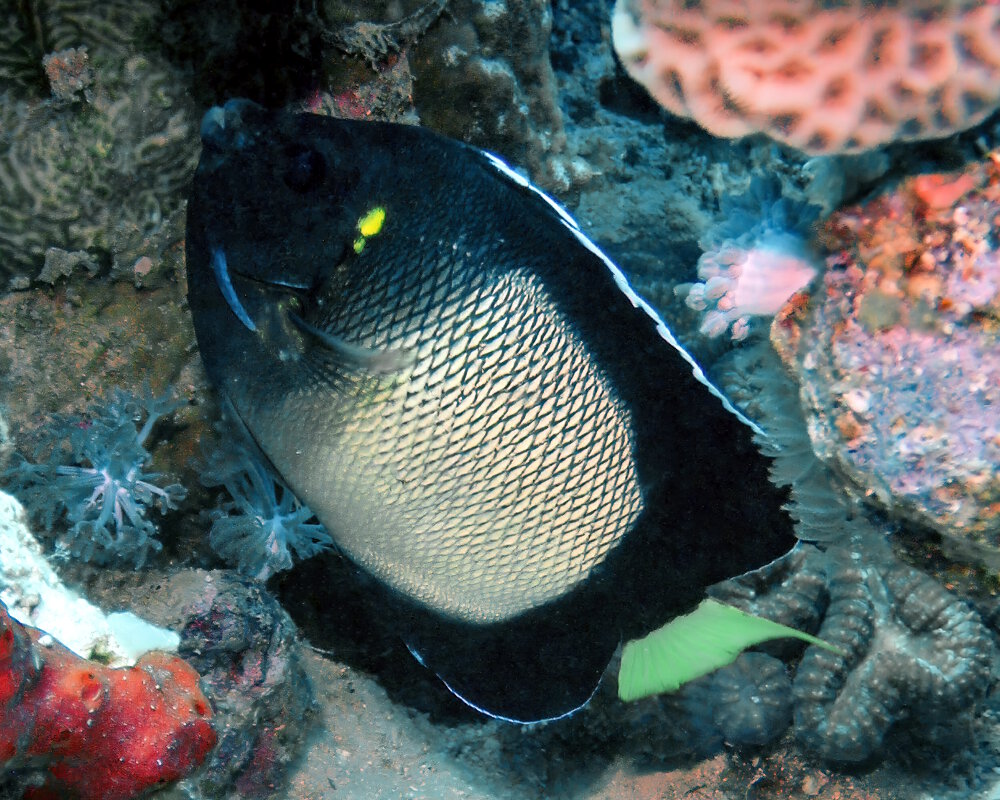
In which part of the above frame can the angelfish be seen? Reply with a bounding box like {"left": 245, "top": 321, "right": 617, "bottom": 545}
{"left": 185, "top": 99, "right": 794, "bottom": 722}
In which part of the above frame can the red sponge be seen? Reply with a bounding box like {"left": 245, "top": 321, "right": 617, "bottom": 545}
{"left": 0, "top": 601, "right": 216, "bottom": 800}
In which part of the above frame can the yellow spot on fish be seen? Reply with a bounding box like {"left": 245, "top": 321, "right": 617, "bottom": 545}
{"left": 358, "top": 206, "right": 386, "bottom": 237}
{"left": 353, "top": 237, "right": 366, "bottom": 254}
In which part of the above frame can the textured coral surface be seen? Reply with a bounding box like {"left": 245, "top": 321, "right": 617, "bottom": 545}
{"left": 613, "top": 0, "right": 1000, "bottom": 154}
{"left": 711, "top": 540, "right": 994, "bottom": 762}
{"left": 80, "top": 568, "right": 316, "bottom": 799}
{"left": 0, "top": 600, "right": 215, "bottom": 800}
{"left": 176, "top": 572, "right": 315, "bottom": 797}
{"left": 773, "top": 154, "right": 1000, "bottom": 552}
{"left": 0, "top": 0, "right": 198, "bottom": 284}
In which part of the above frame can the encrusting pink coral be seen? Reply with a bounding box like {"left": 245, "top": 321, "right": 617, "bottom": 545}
{"left": 772, "top": 152, "right": 1000, "bottom": 552}
{"left": 0, "top": 601, "right": 216, "bottom": 800}
{"left": 612, "top": 0, "right": 1000, "bottom": 154}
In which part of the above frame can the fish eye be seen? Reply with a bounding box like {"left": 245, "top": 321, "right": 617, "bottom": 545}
{"left": 283, "top": 145, "right": 326, "bottom": 193}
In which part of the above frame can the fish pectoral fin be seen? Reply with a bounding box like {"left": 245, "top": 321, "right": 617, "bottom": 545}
{"left": 289, "top": 311, "right": 414, "bottom": 375}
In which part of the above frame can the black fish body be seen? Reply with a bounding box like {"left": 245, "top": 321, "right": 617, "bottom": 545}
{"left": 186, "top": 99, "right": 794, "bottom": 722}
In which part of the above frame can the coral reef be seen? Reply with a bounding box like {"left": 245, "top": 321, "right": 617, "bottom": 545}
{"left": 0, "top": 599, "right": 216, "bottom": 800}
{"left": 773, "top": 154, "right": 1000, "bottom": 557}
{"left": 2, "top": 0, "right": 995, "bottom": 795}
{"left": 409, "top": 0, "right": 568, "bottom": 181}
{"left": 710, "top": 539, "right": 994, "bottom": 762}
{"left": 0, "top": 207, "right": 202, "bottom": 478}
{"left": 612, "top": 0, "right": 1000, "bottom": 154}
{"left": 676, "top": 176, "right": 823, "bottom": 340}
{"left": 327, "top": 0, "right": 448, "bottom": 67}
{"left": 66, "top": 567, "right": 316, "bottom": 798}
{"left": 707, "top": 652, "right": 793, "bottom": 748}
{"left": 161, "top": 0, "right": 565, "bottom": 185}
{"left": 703, "top": 335, "right": 995, "bottom": 764}
{"left": 299, "top": 53, "right": 422, "bottom": 126}
{"left": 676, "top": 651, "right": 793, "bottom": 749}
{"left": 4, "top": 387, "right": 186, "bottom": 567}
{"left": 200, "top": 434, "right": 332, "bottom": 581}
{"left": 0, "top": 0, "right": 198, "bottom": 285}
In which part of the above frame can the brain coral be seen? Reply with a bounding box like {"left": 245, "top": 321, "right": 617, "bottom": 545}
{"left": 612, "top": 0, "right": 1000, "bottom": 154}
{"left": 711, "top": 539, "right": 994, "bottom": 762}
{"left": 0, "top": 0, "right": 198, "bottom": 284}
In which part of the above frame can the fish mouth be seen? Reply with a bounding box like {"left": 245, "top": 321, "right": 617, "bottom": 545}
{"left": 199, "top": 99, "right": 266, "bottom": 155}
{"left": 199, "top": 105, "right": 228, "bottom": 149}
{"left": 209, "top": 246, "right": 412, "bottom": 374}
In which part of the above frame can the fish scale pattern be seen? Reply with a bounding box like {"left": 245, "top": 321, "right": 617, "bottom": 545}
{"left": 303, "top": 255, "right": 643, "bottom": 623}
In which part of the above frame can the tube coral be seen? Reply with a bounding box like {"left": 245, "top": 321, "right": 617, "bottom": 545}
{"left": 677, "top": 176, "right": 822, "bottom": 341}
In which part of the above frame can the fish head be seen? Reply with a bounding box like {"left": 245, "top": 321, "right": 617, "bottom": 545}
{"left": 192, "top": 99, "right": 372, "bottom": 297}
{"left": 187, "top": 99, "right": 413, "bottom": 401}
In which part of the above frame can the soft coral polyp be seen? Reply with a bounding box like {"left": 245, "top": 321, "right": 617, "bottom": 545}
{"left": 0, "top": 602, "right": 216, "bottom": 800}
{"left": 3, "top": 387, "right": 187, "bottom": 568}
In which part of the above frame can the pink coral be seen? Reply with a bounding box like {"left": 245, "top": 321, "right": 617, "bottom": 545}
{"left": 680, "top": 231, "right": 819, "bottom": 340}
{"left": 0, "top": 601, "right": 216, "bottom": 800}
{"left": 612, "top": 0, "right": 1000, "bottom": 154}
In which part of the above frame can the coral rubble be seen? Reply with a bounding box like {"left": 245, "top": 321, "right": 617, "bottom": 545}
{"left": 175, "top": 572, "right": 315, "bottom": 797}
{"left": 0, "top": 489, "right": 179, "bottom": 667}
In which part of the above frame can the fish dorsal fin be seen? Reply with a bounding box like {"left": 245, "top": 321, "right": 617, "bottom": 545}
{"left": 479, "top": 150, "right": 765, "bottom": 437}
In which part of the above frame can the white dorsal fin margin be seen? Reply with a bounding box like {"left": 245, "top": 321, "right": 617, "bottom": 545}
{"left": 481, "top": 150, "right": 765, "bottom": 437}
